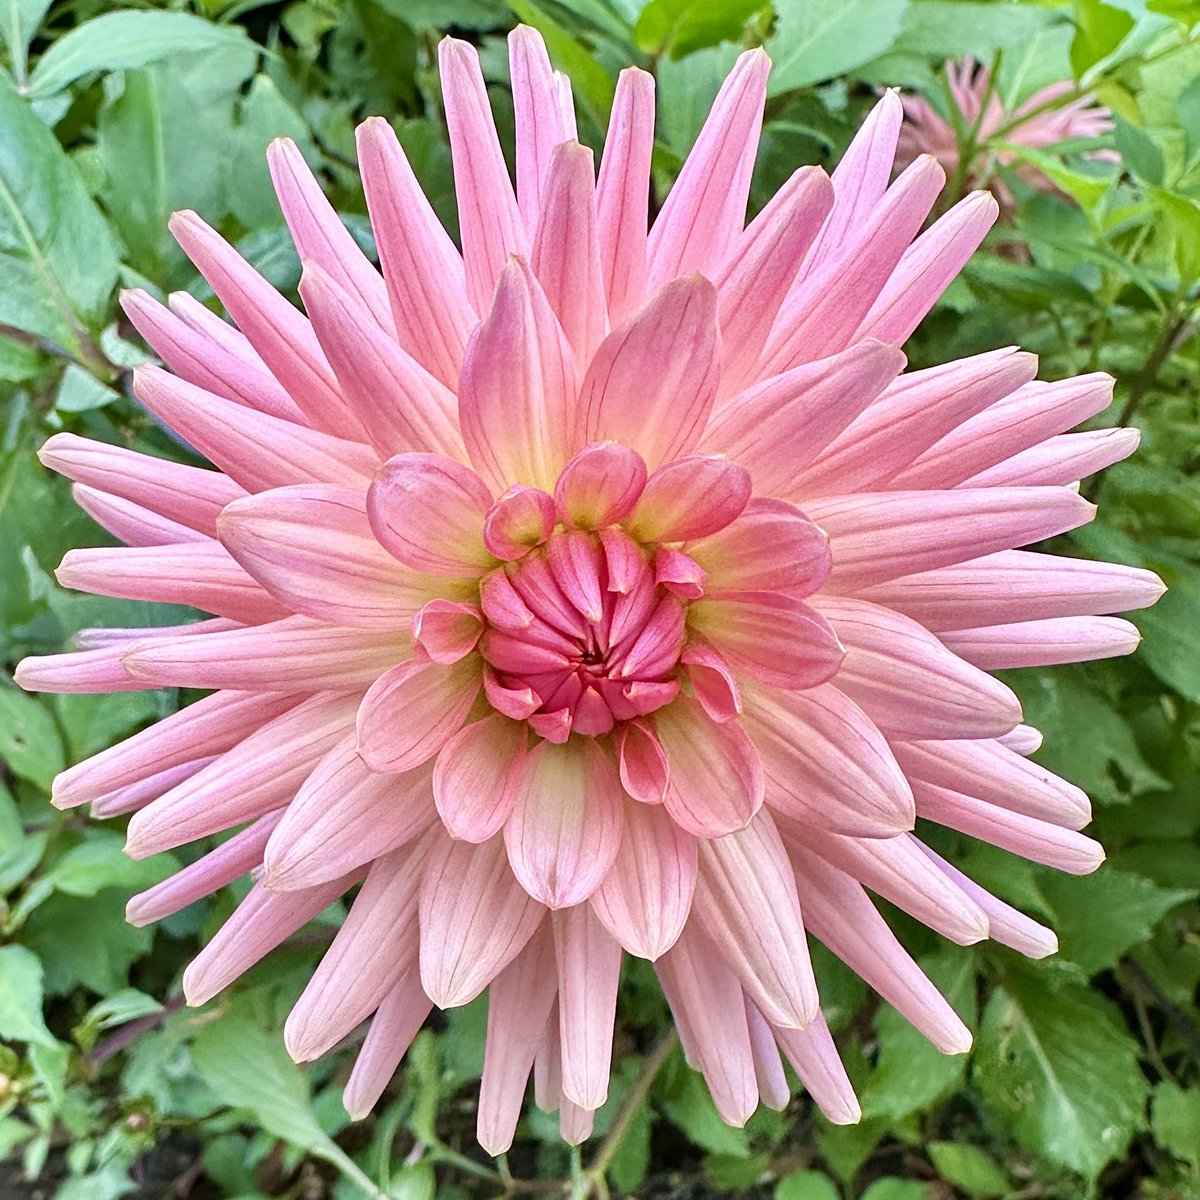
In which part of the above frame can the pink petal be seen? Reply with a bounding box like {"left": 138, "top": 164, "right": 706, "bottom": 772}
{"left": 299, "top": 263, "right": 464, "bottom": 460}
{"left": 134, "top": 365, "right": 377, "bottom": 493}
{"left": 687, "top": 498, "right": 831, "bottom": 598}
{"left": 596, "top": 67, "right": 654, "bottom": 326}
{"left": 555, "top": 442, "right": 647, "bottom": 529}
{"left": 810, "top": 487, "right": 1096, "bottom": 590}
{"left": 854, "top": 550, "right": 1166, "bottom": 631}
{"left": 92, "top": 756, "right": 218, "bottom": 819}
{"left": 434, "top": 714, "right": 528, "bottom": 842}
{"left": 72, "top": 484, "right": 207, "bottom": 547}
{"left": 356, "top": 117, "right": 473, "bottom": 388}
{"left": 219, "top": 484, "right": 446, "bottom": 629}
{"left": 615, "top": 719, "right": 670, "bottom": 803}
{"left": 694, "top": 810, "right": 819, "bottom": 1029}
{"left": 702, "top": 340, "right": 906, "bottom": 494}
{"left": 532, "top": 142, "right": 606, "bottom": 369}
{"left": 742, "top": 681, "right": 914, "bottom": 837}
{"left": 357, "top": 657, "right": 481, "bottom": 774}
{"left": 655, "top": 697, "right": 763, "bottom": 837}
{"left": 122, "top": 617, "right": 407, "bottom": 692}
{"left": 962, "top": 427, "right": 1141, "bottom": 488}
{"left": 38, "top": 432, "right": 245, "bottom": 536}
{"left": 680, "top": 643, "right": 741, "bottom": 722}
{"left": 483, "top": 486, "right": 557, "bottom": 560}
{"left": 419, "top": 832, "right": 546, "bottom": 1008}
{"left": 55, "top": 543, "right": 285, "bottom": 625}
{"left": 553, "top": 905, "right": 622, "bottom": 1109}
{"left": 646, "top": 49, "right": 770, "bottom": 287}
{"left": 367, "top": 452, "right": 493, "bottom": 576}
{"left": 771, "top": 1012, "right": 862, "bottom": 1125}
{"left": 745, "top": 999, "right": 790, "bottom": 1111}
{"left": 628, "top": 455, "right": 751, "bottom": 542}
{"left": 438, "top": 37, "right": 528, "bottom": 312}
{"left": 940, "top": 615, "right": 1141, "bottom": 669}
{"left": 267, "top": 137, "right": 393, "bottom": 334}
{"left": 412, "top": 600, "right": 484, "bottom": 664}
{"left": 504, "top": 737, "right": 623, "bottom": 908}
{"left": 689, "top": 592, "right": 844, "bottom": 690}
{"left": 169, "top": 211, "right": 360, "bottom": 440}
{"left": 459, "top": 257, "right": 578, "bottom": 493}
{"left": 590, "top": 797, "right": 696, "bottom": 959}
{"left": 285, "top": 840, "right": 428, "bottom": 1061}
{"left": 578, "top": 275, "right": 719, "bottom": 470}
{"left": 809, "top": 596, "right": 1021, "bottom": 739}
{"left": 263, "top": 740, "right": 436, "bottom": 889}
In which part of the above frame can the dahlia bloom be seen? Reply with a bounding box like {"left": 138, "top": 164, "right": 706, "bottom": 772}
{"left": 896, "top": 57, "right": 1116, "bottom": 206}
{"left": 17, "top": 28, "right": 1163, "bottom": 1152}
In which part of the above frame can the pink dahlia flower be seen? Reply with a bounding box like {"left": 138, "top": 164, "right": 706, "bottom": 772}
{"left": 18, "top": 27, "right": 1162, "bottom": 1152}
{"left": 896, "top": 57, "right": 1116, "bottom": 206}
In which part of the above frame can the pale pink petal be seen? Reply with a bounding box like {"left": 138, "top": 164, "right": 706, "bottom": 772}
{"left": 219, "top": 484, "right": 447, "bottom": 629}
{"left": 134, "top": 365, "right": 377, "bottom": 493}
{"left": 688, "top": 593, "right": 844, "bottom": 690}
{"left": 122, "top": 617, "right": 407, "bottom": 692}
{"left": 124, "top": 692, "right": 359, "bottom": 858}
{"left": 553, "top": 904, "right": 622, "bottom": 1109}
{"left": 554, "top": 442, "right": 647, "bottom": 529}
{"left": 38, "top": 432, "right": 245, "bottom": 536}
{"left": 578, "top": 275, "right": 719, "bottom": 469}
{"left": 596, "top": 67, "right": 654, "bottom": 326}
{"left": 532, "top": 142, "right": 606, "bottom": 370}
{"left": 809, "top": 487, "right": 1096, "bottom": 590}
{"left": 687, "top": 498, "right": 831, "bottom": 598}
{"left": 357, "top": 657, "right": 481, "bottom": 774}
{"left": 744, "top": 999, "right": 790, "bottom": 1111}
{"left": 477, "top": 926, "right": 557, "bottom": 1154}
{"left": 940, "top": 615, "right": 1141, "bottom": 669}
{"left": 298, "top": 263, "right": 465, "bottom": 460}
{"left": 615, "top": 719, "right": 670, "bottom": 803}
{"left": 655, "top": 697, "right": 763, "bottom": 837}
{"left": 126, "top": 811, "right": 282, "bottom": 926}
{"left": 742, "top": 681, "right": 914, "bottom": 837}
{"left": 438, "top": 37, "right": 528, "bottom": 312}
{"left": 72, "top": 484, "right": 207, "bottom": 547}
{"left": 962, "top": 427, "right": 1141, "bottom": 488}
{"left": 459, "top": 257, "right": 578, "bottom": 493}
{"left": 628, "top": 455, "right": 751, "bottom": 542}
{"left": 680, "top": 643, "right": 741, "bottom": 723}
{"left": 694, "top": 810, "right": 819, "bottom": 1029}
{"left": 483, "top": 487, "right": 557, "bottom": 560}
{"left": 702, "top": 341, "right": 907, "bottom": 494}
{"left": 419, "top": 832, "right": 546, "bottom": 1008}
{"left": 90, "top": 755, "right": 219, "bottom": 818}
{"left": 169, "top": 210, "right": 361, "bottom": 440}
{"left": 182, "top": 872, "right": 358, "bottom": 1006}
{"left": 789, "top": 850, "right": 972, "bottom": 1054}
{"left": 367, "top": 452, "right": 493, "bottom": 576}
{"left": 772, "top": 1013, "right": 862, "bottom": 1125}
{"left": 853, "top": 550, "right": 1165, "bottom": 631}
{"left": 356, "top": 117, "right": 473, "bottom": 388}
{"left": 267, "top": 137, "right": 393, "bottom": 333}
{"left": 343, "top": 967, "right": 433, "bottom": 1118}
{"left": 590, "top": 797, "right": 696, "bottom": 960}
{"left": 285, "top": 840, "right": 429, "bottom": 1061}
{"left": 55, "top": 543, "right": 286, "bottom": 625}
{"left": 504, "top": 737, "right": 623, "bottom": 908}
{"left": 264, "top": 742, "right": 436, "bottom": 889}
{"left": 20, "top": 642, "right": 203, "bottom": 697}
{"left": 434, "top": 714, "right": 527, "bottom": 842}
{"left": 808, "top": 596, "right": 1021, "bottom": 739}
{"left": 646, "top": 49, "right": 769, "bottom": 287}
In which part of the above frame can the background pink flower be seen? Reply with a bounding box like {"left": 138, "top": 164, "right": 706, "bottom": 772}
{"left": 17, "top": 27, "right": 1161, "bottom": 1154}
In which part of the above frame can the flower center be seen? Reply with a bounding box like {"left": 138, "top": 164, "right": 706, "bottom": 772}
{"left": 478, "top": 528, "right": 696, "bottom": 742}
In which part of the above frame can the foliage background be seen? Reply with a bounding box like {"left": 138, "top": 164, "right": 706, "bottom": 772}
{"left": 1, "top": 0, "right": 1199, "bottom": 1196}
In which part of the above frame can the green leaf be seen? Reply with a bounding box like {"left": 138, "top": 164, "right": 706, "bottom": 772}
{"left": 1038, "top": 866, "right": 1193, "bottom": 976}
{"left": 55, "top": 363, "right": 120, "bottom": 413}
{"left": 0, "top": 78, "right": 121, "bottom": 352}
{"left": 0, "top": 686, "right": 63, "bottom": 791}
{"left": 861, "top": 1181, "right": 930, "bottom": 1200}
{"left": 634, "top": 0, "right": 765, "bottom": 58}
{"left": 872, "top": 1, "right": 1061, "bottom": 65}
{"left": 1114, "top": 115, "right": 1165, "bottom": 184}
{"left": 191, "top": 1012, "right": 379, "bottom": 1194}
{"left": 28, "top": 11, "right": 258, "bottom": 99}
{"left": 1152, "top": 1082, "right": 1200, "bottom": 1170}
{"left": 974, "top": 966, "right": 1149, "bottom": 1178}
{"left": 927, "top": 1142, "right": 1011, "bottom": 1197}
{"left": 1070, "top": 0, "right": 1135, "bottom": 78}
{"left": 0, "top": 0, "right": 53, "bottom": 84}
{"left": 1133, "top": 584, "right": 1200, "bottom": 702}
{"left": 775, "top": 1171, "right": 840, "bottom": 1200}
{"left": 766, "top": 0, "right": 908, "bottom": 94}
{"left": 0, "top": 945, "right": 58, "bottom": 1048}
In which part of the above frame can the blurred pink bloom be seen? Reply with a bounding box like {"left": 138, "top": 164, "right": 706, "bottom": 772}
{"left": 18, "top": 27, "right": 1160, "bottom": 1152}
{"left": 896, "top": 57, "right": 1116, "bottom": 206}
